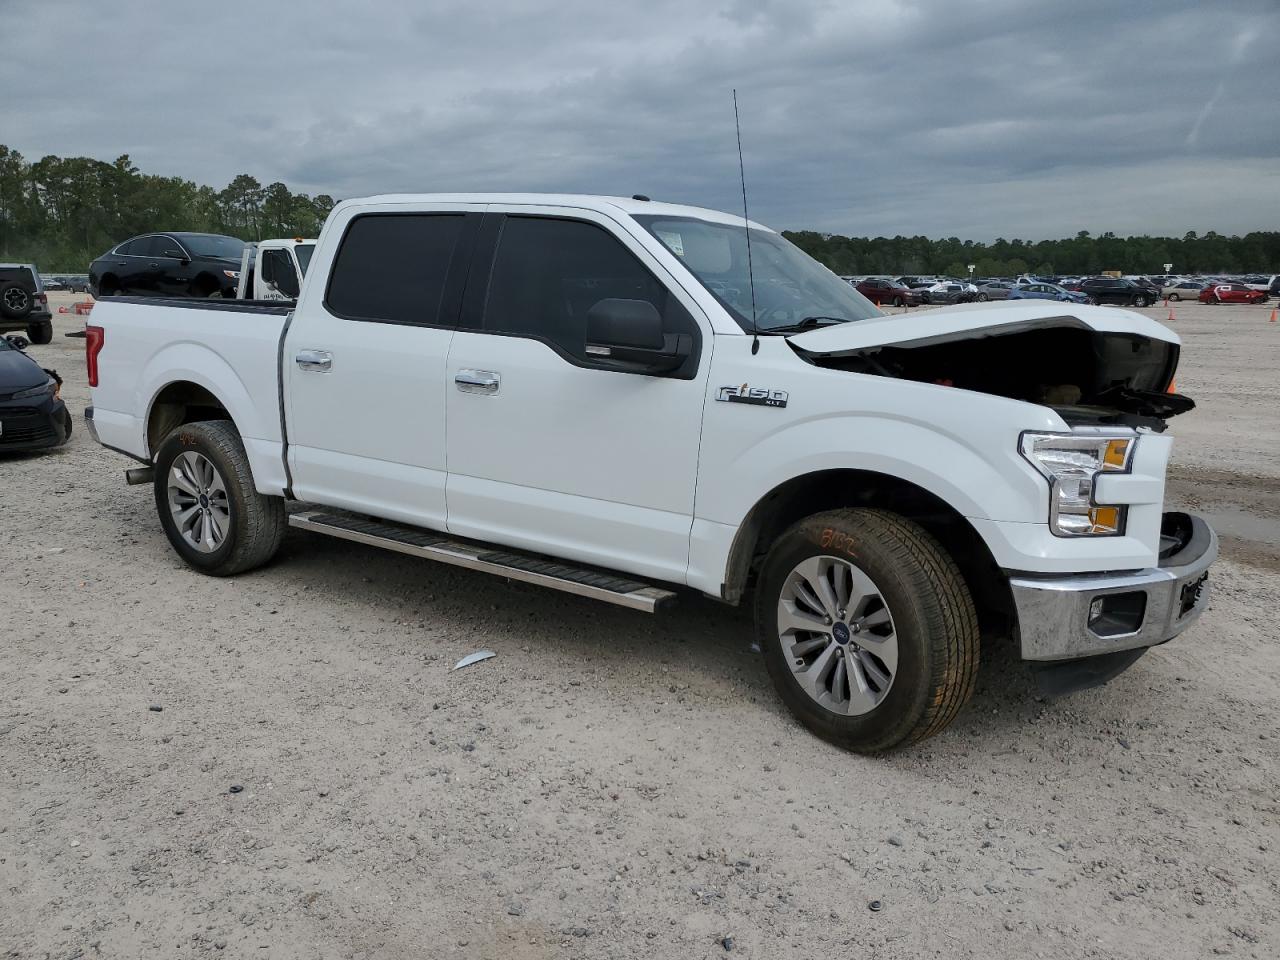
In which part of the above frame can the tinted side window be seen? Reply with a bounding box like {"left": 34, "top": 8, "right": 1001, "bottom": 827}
{"left": 482, "top": 216, "right": 695, "bottom": 364}
{"left": 117, "top": 238, "right": 143, "bottom": 255}
{"left": 326, "top": 214, "right": 464, "bottom": 325}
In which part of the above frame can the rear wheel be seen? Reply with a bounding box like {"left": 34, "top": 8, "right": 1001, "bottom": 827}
{"left": 153, "top": 420, "right": 286, "bottom": 576}
{"left": 754, "top": 508, "right": 980, "bottom": 752}
{"left": 976, "top": 292, "right": 988, "bottom": 301}
{"left": 26, "top": 319, "right": 53, "bottom": 344}
{"left": 1168, "top": 293, "right": 1181, "bottom": 301}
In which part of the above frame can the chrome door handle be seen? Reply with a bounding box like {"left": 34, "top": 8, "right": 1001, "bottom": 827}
{"left": 295, "top": 349, "right": 332, "bottom": 372}
{"left": 455, "top": 369, "right": 500, "bottom": 394}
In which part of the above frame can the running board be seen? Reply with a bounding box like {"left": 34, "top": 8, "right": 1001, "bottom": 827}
{"left": 288, "top": 511, "right": 678, "bottom": 613}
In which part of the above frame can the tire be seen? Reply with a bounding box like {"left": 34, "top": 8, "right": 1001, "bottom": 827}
{"left": 976, "top": 292, "right": 988, "bottom": 302}
{"left": 0, "top": 281, "right": 33, "bottom": 320}
{"left": 754, "top": 508, "right": 980, "bottom": 752}
{"left": 1168, "top": 293, "right": 1180, "bottom": 301}
{"left": 26, "top": 319, "right": 53, "bottom": 344}
{"left": 1133, "top": 295, "right": 1149, "bottom": 307}
{"left": 152, "top": 420, "right": 286, "bottom": 576}
{"left": 892, "top": 296, "right": 904, "bottom": 307}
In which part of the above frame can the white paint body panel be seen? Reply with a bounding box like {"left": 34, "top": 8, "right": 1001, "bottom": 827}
{"left": 87, "top": 192, "right": 1187, "bottom": 600}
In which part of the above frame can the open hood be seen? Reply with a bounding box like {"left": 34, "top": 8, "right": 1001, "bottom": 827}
{"left": 788, "top": 301, "right": 1192, "bottom": 431}
{"left": 787, "top": 300, "right": 1180, "bottom": 354}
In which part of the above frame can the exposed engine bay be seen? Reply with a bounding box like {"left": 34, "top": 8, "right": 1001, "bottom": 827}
{"left": 793, "top": 322, "right": 1195, "bottom": 431}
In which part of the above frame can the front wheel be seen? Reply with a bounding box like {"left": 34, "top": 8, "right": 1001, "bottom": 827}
{"left": 1168, "top": 293, "right": 1181, "bottom": 301}
{"left": 976, "top": 292, "right": 988, "bottom": 301}
{"left": 892, "top": 296, "right": 904, "bottom": 307}
{"left": 1133, "top": 295, "right": 1149, "bottom": 307}
{"left": 754, "top": 508, "right": 979, "bottom": 752}
{"left": 153, "top": 420, "right": 286, "bottom": 576}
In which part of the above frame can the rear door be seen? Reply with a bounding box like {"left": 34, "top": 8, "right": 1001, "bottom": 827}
{"left": 150, "top": 236, "right": 191, "bottom": 297}
{"left": 443, "top": 207, "right": 710, "bottom": 584}
{"left": 284, "top": 202, "right": 483, "bottom": 530}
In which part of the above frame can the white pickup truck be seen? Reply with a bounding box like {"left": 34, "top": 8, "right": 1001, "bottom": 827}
{"left": 83, "top": 193, "right": 1216, "bottom": 752}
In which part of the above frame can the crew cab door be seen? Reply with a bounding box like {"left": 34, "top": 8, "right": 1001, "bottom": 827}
{"left": 443, "top": 208, "right": 711, "bottom": 584}
{"left": 283, "top": 202, "right": 483, "bottom": 530}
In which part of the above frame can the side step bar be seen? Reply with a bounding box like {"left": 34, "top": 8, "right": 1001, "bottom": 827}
{"left": 288, "top": 511, "right": 678, "bottom": 613}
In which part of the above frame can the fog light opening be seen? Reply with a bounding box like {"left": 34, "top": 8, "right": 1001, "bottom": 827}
{"left": 1088, "top": 591, "right": 1147, "bottom": 638}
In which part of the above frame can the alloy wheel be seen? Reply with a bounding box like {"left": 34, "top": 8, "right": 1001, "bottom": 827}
{"left": 776, "top": 555, "right": 898, "bottom": 716}
{"left": 166, "top": 451, "right": 231, "bottom": 553}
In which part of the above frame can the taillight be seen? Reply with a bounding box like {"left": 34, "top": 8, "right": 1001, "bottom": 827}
{"left": 85, "top": 325, "right": 105, "bottom": 387}
{"left": 37, "top": 293, "right": 48, "bottom": 305}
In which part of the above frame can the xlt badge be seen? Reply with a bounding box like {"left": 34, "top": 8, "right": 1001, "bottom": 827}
{"left": 716, "top": 384, "right": 789, "bottom": 408}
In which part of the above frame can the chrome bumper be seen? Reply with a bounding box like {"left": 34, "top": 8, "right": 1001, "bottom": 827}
{"left": 1009, "top": 513, "right": 1217, "bottom": 661}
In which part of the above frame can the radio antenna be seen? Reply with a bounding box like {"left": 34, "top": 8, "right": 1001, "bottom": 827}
{"left": 733, "top": 89, "right": 760, "bottom": 355}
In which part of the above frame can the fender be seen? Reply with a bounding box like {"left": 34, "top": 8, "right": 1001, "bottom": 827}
{"left": 139, "top": 342, "right": 287, "bottom": 495}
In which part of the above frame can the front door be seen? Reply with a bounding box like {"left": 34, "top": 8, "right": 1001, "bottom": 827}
{"left": 444, "top": 208, "right": 710, "bottom": 584}
{"left": 284, "top": 203, "right": 482, "bottom": 530}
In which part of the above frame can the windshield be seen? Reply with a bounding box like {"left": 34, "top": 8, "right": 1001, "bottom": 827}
{"left": 633, "top": 215, "right": 881, "bottom": 332}
{"left": 294, "top": 244, "right": 315, "bottom": 275}
{"left": 181, "top": 234, "right": 249, "bottom": 259}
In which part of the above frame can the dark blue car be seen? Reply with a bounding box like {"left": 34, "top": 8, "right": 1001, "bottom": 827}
{"left": 1008, "top": 282, "right": 1091, "bottom": 304}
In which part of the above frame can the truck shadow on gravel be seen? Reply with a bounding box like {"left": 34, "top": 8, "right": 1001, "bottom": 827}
{"left": 268, "top": 527, "right": 1074, "bottom": 755}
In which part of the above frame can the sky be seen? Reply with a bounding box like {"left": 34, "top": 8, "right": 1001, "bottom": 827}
{"left": 3, "top": 0, "right": 1278, "bottom": 240}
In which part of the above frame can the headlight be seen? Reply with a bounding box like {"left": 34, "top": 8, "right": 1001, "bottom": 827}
{"left": 222, "top": 270, "right": 240, "bottom": 280}
{"left": 11, "top": 378, "right": 57, "bottom": 400}
{"left": 1020, "top": 432, "right": 1134, "bottom": 536}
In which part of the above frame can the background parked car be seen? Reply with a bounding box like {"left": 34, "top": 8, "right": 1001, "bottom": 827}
{"left": 918, "top": 281, "right": 977, "bottom": 305}
{"left": 1162, "top": 280, "right": 1206, "bottom": 300}
{"left": 90, "top": 232, "right": 249, "bottom": 299}
{"left": 1199, "top": 283, "right": 1267, "bottom": 305}
{"left": 1240, "top": 275, "right": 1276, "bottom": 295}
{"left": 973, "top": 281, "right": 1013, "bottom": 301}
{"left": 0, "top": 263, "right": 54, "bottom": 343}
{"left": 0, "top": 333, "right": 71, "bottom": 451}
{"left": 855, "top": 277, "right": 921, "bottom": 306}
{"left": 1078, "top": 277, "right": 1157, "bottom": 307}
{"left": 1008, "top": 282, "right": 1090, "bottom": 304}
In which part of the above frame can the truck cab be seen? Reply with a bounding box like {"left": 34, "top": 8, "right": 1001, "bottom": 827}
{"left": 235, "top": 239, "right": 316, "bottom": 301}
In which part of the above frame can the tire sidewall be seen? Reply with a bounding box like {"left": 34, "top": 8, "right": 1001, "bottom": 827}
{"left": 153, "top": 424, "right": 246, "bottom": 572}
{"left": 755, "top": 515, "right": 938, "bottom": 751}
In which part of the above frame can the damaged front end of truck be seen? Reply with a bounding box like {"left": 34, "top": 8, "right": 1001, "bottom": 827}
{"left": 787, "top": 302, "right": 1195, "bottom": 432}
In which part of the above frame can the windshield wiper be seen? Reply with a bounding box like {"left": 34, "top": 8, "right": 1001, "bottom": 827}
{"left": 763, "top": 315, "right": 850, "bottom": 334}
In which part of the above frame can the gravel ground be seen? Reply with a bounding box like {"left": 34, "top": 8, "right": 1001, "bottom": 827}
{"left": 2, "top": 293, "right": 1277, "bottom": 959}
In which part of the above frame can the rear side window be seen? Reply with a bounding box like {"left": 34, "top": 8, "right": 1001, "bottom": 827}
{"left": 326, "top": 214, "right": 464, "bottom": 325}
{"left": 482, "top": 216, "right": 695, "bottom": 363}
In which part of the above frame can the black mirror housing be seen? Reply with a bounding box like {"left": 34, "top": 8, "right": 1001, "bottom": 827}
{"left": 584, "top": 298, "right": 690, "bottom": 375}
{"left": 586, "top": 298, "right": 664, "bottom": 349}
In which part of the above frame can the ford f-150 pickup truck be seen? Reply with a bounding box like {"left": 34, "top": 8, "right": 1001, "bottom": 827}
{"left": 83, "top": 193, "right": 1216, "bottom": 752}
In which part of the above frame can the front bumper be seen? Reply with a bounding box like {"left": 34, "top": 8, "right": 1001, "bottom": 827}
{"left": 0, "top": 394, "right": 71, "bottom": 451}
{"left": 1009, "top": 512, "right": 1217, "bottom": 661}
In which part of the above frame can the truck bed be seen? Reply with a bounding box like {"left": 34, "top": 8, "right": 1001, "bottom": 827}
{"left": 87, "top": 296, "right": 293, "bottom": 496}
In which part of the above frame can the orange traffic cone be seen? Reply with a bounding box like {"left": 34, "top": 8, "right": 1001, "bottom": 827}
{"left": 1270, "top": 306, "right": 1277, "bottom": 323}
{"left": 1167, "top": 303, "right": 1175, "bottom": 322}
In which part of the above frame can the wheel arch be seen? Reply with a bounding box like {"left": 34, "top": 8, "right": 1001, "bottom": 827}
{"left": 145, "top": 379, "right": 235, "bottom": 456}
{"left": 723, "top": 467, "right": 1015, "bottom": 644}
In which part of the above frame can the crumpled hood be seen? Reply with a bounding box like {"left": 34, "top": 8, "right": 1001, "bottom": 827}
{"left": 788, "top": 300, "right": 1180, "bottom": 355}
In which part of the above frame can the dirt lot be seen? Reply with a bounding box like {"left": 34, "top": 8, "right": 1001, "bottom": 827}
{"left": 2, "top": 293, "right": 1278, "bottom": 959}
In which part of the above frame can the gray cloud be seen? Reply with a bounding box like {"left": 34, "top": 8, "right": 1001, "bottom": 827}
{"left": 2, "top": 0, "right": 1277, "bottom": 239}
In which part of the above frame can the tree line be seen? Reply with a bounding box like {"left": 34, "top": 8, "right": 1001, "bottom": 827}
{"left": 782, "top": 227, "right": 1280, "bottom": 279}
{"left": 0, "top": 145, "right": 334, "bottom": 271}
{"left": 1, "top": 143, "right": 1277, "bottom": 276}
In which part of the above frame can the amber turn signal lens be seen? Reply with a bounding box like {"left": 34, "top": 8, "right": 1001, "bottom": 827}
{"left": 1088, "top": 506, "right": 1122, "bottom": 534}
{"left": 1102, "top": 439, "right": 1131, "bottom": 471}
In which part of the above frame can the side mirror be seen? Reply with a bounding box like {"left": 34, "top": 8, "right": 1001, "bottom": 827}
{"left": 163, "top": 249, "right": 183, "bottom": 259}
{"left": 5, "top": 334, "right": 30, "bottom": 351}
{"left": 585, "top": 298, "right": 690, "bottom": 374}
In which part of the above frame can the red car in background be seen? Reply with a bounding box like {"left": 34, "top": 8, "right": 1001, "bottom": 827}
{"left": 1199, "top": 283, "right": 1267, "bottom": 305}
{"left": 854, "top": 277, "right": 921, "bottom": 306}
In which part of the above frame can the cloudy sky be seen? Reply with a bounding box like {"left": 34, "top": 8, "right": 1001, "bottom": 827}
{"left": 4, "top": 0, "right": 1278, "bottom": 240}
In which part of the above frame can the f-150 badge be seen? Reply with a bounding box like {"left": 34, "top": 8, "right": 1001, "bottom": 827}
{"left": 716, "top": 384, "right": 789, "bottom": 408}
